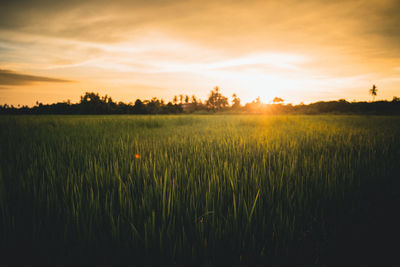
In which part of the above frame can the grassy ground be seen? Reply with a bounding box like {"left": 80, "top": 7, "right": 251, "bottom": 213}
{"left": 1, "top": 115, "right": 399, "bottom": 266}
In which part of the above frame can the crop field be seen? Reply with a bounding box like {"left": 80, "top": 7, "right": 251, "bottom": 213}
{"left": 1, "top": 115, "right": 400, "bottom": 266}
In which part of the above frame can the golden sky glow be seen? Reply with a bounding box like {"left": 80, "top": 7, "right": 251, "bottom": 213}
{"left": 1, "top": 0, "right": 400, "bottom": 106}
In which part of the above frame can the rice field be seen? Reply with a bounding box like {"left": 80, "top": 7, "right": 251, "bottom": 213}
{"left": 1, "top": 115, "right": 399, "bottom": 266}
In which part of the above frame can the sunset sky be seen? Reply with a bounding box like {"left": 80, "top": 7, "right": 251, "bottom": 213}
{"left": 1, "top": 0, "right": 399, "bottom": 106}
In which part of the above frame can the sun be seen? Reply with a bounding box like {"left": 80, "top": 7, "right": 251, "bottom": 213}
{"left": 197, "top": 52, "right": 309, "bottom": 103}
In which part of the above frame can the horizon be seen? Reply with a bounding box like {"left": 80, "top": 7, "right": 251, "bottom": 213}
{"left": 1, "top": 0, "right": 400, "bottom": 106}
{"left": 1, "top": 89, "right": 398, "bottom": 109}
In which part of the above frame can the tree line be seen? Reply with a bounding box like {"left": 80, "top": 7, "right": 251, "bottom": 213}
{"left": 1, "top": 86, "right": 400, "bottom": 115}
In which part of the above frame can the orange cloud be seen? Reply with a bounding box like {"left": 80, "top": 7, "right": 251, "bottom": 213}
{"left": 0, "top": 0, "right": 399, "bottom": 105}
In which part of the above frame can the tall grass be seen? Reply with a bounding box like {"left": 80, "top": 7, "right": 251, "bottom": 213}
{"left": 1, "top": 115, "right": 399, "bottom": 266}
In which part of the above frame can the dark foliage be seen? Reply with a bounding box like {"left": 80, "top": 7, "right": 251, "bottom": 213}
{"left": 1, "top": 91, "right": 400, "bottom": 115}
{"left": 243, "top": 99, "right": 400, "bottom": 115}
{"left": 0, "top": 92, "right": 182, "bottom": 115}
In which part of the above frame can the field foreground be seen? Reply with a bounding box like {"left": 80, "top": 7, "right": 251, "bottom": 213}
{"left": 1, "top": 115, "right": 400, "bottom": 266}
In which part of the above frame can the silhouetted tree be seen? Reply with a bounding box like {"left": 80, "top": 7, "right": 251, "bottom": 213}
{"left": 185, "top": 95, "right": 190, "bottom": 104}
{"left": 3, "top": 90, "right": 400, "bottom": 115}
{"left": 243, "top": 96, "right": 263, "bottom": 113}
{"left": 147, "top": 97, "right": 163, "bottom": 114}
{"left": 79, "top": 92, "right": 114, "bottom": 114}
{"left": 369, "top": 84, "right": 378, "bottom": 102}
{"left": 273, "top": 97, "right": 284, "bottom": 104}
{"left": 231, "top": 93, "right": 241, "bottom": 109}
{"left": 191, "top": 95, "right": 198, "bottom": 110}
{"left": 206, "top": 86, "right": 229, "bottom": 112}
{"left": 133, "top": 99, "right": 146, "bottom": 114}
{"left": 191, "top": 95, "right": 198, "bottom": 105}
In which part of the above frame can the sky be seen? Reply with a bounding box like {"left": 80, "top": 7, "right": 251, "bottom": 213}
{"left": 1, "top": 0, "right": 400, "bottom": 106}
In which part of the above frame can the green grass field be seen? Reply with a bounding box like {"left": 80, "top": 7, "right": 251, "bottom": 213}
{"left": 1, "top": 115, "right": 400, "bottom": 266}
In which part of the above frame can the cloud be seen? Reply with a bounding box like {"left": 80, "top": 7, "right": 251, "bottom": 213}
{"left": 0, "top": 0, "right": 400, "bottom": 104}
{"left": 1, "top": 0, "right": 399, "bottom": 68}
{"left": 1, "top": 0, "right": 398, "bottom": 46}
{"left": 0, "top": 69, "right": 73, "bottom": 85}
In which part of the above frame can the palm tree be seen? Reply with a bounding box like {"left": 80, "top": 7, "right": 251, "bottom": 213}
{"left": 369, "top": 84, "right": 378, "bottom": 102}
